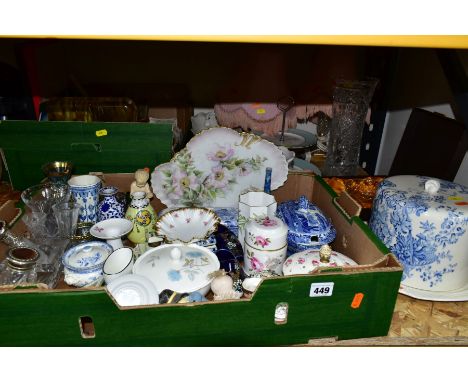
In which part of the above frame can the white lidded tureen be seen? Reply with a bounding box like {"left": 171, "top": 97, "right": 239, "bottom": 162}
{"left": 133, "top": 243, "right": 220, "bottom": 296}
{"left": 283, "top": 245, "right": 357, "bottom": 275}
{"left": 277, "top": 195, "right": 336, "bottom": 254}
{"left": 370, "top": 175, "right": 468, "bottom": 298}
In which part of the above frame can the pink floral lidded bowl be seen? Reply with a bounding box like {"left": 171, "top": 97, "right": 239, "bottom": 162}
{"left": 243, "top": 216, "right": 288, "bottom": 276}
{"left": 282, "top": 245, "right": 357, "bottom": 276}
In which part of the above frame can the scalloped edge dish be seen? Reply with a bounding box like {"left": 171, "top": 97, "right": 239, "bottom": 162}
{"left": 156, "top": 207, "right": 220, "bottom": 244}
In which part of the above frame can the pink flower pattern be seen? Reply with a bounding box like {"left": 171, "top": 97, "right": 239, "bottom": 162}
{"left": 250, "top": 256, "right": 264, "bottom": 272}
{"left": 254, "top": 235, "right": 270, "bottom": 248}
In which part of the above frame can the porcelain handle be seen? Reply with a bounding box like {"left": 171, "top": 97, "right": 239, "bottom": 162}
{"left": 425, "top": 179, "right": 440, "bottom": 194}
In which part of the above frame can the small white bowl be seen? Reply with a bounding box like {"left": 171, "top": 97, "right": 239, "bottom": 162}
{"left": 103, "top": 247, "right": 135, "bottom": 285}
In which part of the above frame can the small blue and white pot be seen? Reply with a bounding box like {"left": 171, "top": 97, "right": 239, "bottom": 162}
{"left": 68, "top": 175, "right": 102, "bottom": 223}
{"left": 97, "top": 186, "right": 125, "bottom": 222}
{"left": 62, "top": 241, "right": 113, "bottom": 287}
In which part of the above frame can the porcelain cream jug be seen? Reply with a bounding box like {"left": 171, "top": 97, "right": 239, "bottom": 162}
{"left": 369, "top": 175, "right": 468, "bottom": 292}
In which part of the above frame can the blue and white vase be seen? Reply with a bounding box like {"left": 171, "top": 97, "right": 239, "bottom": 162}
{"left": 68, "top": 175, "right": 102, "bottom": 223}
{"left": 369, "top": 175, "right": 468, "bottom": 292}
{"left": 97, "top": 186, "right": 125, "bottom": 222}
{"left": 277, "top": 195, "right": 336, "bottom": 255}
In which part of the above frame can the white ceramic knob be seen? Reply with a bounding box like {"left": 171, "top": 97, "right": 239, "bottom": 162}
{"left": 170, "top": 247, "right": 184, "bottom": 269}
{"left": 425, "top": 179, "right": 440, "bottom": 194}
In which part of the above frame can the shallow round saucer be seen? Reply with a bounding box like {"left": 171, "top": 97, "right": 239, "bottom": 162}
{"left": 106, "top": 274, "right": 159, "bottom": 307}
{"left": 90, "top": 218, "right": 133, "bottom": 240}
{"left": 399, "top": 282, "right": 468, "bottom": 302}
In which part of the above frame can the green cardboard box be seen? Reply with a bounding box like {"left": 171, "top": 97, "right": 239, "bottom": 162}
{"left": 0, "top": 173, "right": 402, "bottom": 346}
{"left": 0, "top": 120, "right": 173, "bottom": 190}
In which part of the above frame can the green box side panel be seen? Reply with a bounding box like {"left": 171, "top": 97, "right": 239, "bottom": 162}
{"left": 0, "top": 121, "right": 173, "bottom": 190}
{"left": 0, "top": 269, "right": 402, "bottom": 346}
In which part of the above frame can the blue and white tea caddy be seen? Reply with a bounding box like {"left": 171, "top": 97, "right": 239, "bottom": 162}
{"left": 370, "top": 175, "right": 468, "bottom": 293}
{"left": 276, "top": 195, "right": 336, "bottom": 254}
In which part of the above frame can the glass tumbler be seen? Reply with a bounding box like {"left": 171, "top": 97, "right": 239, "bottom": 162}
{"left": 53, "top": 201, "right": 80, "bottom": 239}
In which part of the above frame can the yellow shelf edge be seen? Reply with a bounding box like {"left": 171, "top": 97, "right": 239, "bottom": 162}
{"left": 1, "top": 35, "right": 468, "bottom": 49}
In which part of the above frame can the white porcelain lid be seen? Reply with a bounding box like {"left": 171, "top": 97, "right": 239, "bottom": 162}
{"left": 380, "top": 175, "right": 468, "bottom": 212}
{"left": 133, "top": 243, "right": 220, "bottom": 294}
{"left": 245, "top": 216, "right": 287, "bottom": 235}
{"left": 282, "top": 245, "right": 357, "bottom": 276}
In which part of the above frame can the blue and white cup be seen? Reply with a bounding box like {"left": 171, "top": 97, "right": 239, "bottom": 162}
{"left": 68, "top": 175, "right": 102, "bottom": 223}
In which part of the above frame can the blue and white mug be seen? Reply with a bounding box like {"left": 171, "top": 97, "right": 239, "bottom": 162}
{"left": 68, "top": 175, "right": 102, "bottom": 223}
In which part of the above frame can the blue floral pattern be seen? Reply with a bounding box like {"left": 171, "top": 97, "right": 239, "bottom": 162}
{"left": 277, "top": 196, "right": 336, "bottom": 254}
{"left": 370, "top": 175, "right": 468, "bottom": 288}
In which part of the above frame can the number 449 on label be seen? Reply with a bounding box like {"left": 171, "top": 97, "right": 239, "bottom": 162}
{"left": 309, "top": 282, "right": 334, "bottom": 297}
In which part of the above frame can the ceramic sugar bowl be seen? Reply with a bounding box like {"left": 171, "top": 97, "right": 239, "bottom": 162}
{"left": 283, "top": 245, "right": 357, "bottom": 275}
{"left": 62, "top": 241, "right": 114, "bottom": 287}
{"left": 243, "top": 216, "right": 288, "bottom": 276}
{"left": 277, "top": 195, "right": 336, "bottom": 254}
{"left": 370, "top": 175, "right": 468, "bottom": 293}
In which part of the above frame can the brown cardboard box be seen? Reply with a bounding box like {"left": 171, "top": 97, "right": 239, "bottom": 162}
{"left": 0, "top": 173, "right": 402, "bottom": 346}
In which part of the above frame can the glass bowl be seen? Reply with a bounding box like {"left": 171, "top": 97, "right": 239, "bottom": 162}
{"left": 21, "top": 183, "right": 71, "bottom": 213}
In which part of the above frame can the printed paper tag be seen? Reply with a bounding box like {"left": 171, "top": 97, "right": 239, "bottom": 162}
{"left": 256, "top": 108, "right": 266, "bottom": 114}
{"left": 309, "top": 282, "right": 334, "bottom": 297}
{"left": 95, "top": 129, "right": 108, "bottom": 137}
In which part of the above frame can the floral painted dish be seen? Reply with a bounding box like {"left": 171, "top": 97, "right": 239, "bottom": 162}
{"left": 156, "top": 207, "right": 220, "bottom": 244}
{"left": 132, "top": 243, "right": 220, "bottom": 296}
{"left": 151, "top": 127, "right": 288, "bottom": 208}
{"left": 106, "top": 274, "right": 160, "bottom": 307}
{"left": 283, "top": 245, "right": 357, "bottom": 276}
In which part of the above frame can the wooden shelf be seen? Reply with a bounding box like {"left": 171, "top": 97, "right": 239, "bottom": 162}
{"left": 3, "top": 35, "right": 468, "bottom": 49}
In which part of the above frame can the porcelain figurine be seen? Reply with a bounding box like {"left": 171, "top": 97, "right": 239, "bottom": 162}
{"left": 130, "top": 169, "right": 153, "bottom": 199}
{"left": 369, "top": 175, "right": 468, "bottom": 294}
{"left": 97, "top": 186, "right": 125, "bottom": 222}
{"left": 125, "top": 191, "right": 157, "bottom": 246}
{"left": 277, "top": 195, "right": 336, "bottom": 254}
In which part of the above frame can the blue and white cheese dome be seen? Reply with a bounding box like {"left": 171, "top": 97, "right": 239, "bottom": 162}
{"left": 370, "top": 175, "right": 468, "bottom": 292}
